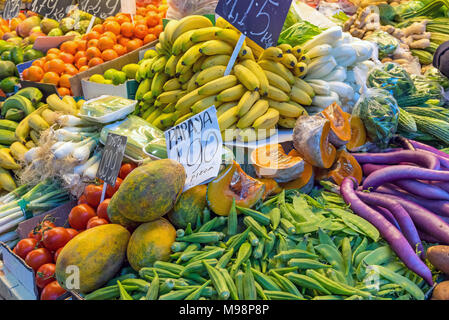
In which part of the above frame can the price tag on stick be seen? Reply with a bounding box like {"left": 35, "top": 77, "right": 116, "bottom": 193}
{"left": 97, "top": 133, "right": 127, "bottom": 203}
{"left": 165, "top": 106, "right": 223, "bottom": 191}
{"left": 78, "top": 0, "right": 121, "bottom": 20}
{"left": 2, "top": 0, "right": 22, "bottom": 20}
{"left": 30, "top": 0, "right": 73, "bottom": 21}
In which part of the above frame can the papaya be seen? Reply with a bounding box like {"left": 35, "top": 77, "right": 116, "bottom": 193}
{"left": 107, "top": 205, "right": 140, "bottom": 230}
{"left": 167, "top": 185, "right": 207, "bottom": 229}
{"left": 127, "top": 218, "right": 176, "bottom": 271}
{"left": 55, "top": 224, "right": 130, "bottom": 294}
{"left": 108, "top": 159, "right": 186, "bottom": 223}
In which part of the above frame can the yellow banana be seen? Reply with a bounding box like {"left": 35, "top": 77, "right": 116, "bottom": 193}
{"left": 200, "top": 40, "right": 234, "bottom": 56}
{"left": 240, "top": 59, "right": 269, "bottom": 97}
{"left": 146, "top": 108, "right": 162, "bottom": 124}
{"left": 278, "top": 44, "right": 293, "bottom": 54}
{"left": 28, "top": 114, "right": 49, "bottom": 132}
{"left": 216, "top": 17, "right": 232, "bottom": 29}
{"left": 25, "top": 141, "right": 35, "bottom": 149}
{"left": 217, "top": 102, "right": 238, "bottom": 118}
{"left": 258, "top": 60, "right": 295, "bottom": 85}
{"left": 292, "top": 45, "right": 303, "bottom": 59}
{"left": 299, "top": 54, "right": 311, "bottom": 64}
{"left": 0, "top": 148, "right": 20, "bottom": 170}
{"left": 196, "top": 65, "right": 227, "bottom": 86}
{"left": 294, "top": 78, "right": 315, "bottom": 97}
{"left": 201, "top": 55, "right": 231, "bottom": 70}
{"left": 151, "top": 72, "right": 170, "bottom": 97}
{"left": 218, "top": 106, "right": 239, "bottom": 130}
{"left": 41, "top": 109, "right": 58, "bottom": 125}
{"left": 165, "top": 55, "right": 181, "bottom": 77}
{"left": 215, "top": 28, "right": 241, "bottom": 46}
{"left": 153, "top": 113, "right": 176, "bottom": 130}
{"left": 233, "top": 64, "right": 260, "bottom": 92}
{"left": 0, "top": 167, "right": 16, "bottom": 192}
{"left": 221, "top": 124, "right": 239, "bottom": 142}
{"left": 151, "top": 56, "right": 168, "bottom": 74}
{"left": 159, "top": 31, "right": 170, "bottom": 54}
{"left": 237, "top": 91, "right": 260, "bottom": 117}
{"left": 164, "top": 19, "right": 180, "bottom": 45}
{"left": 252, "top": 108, "right": 280, "bottom": 130}
{"left": 163, "top": 78, "right": 182, "bottom": 91}
{"left": 238, "top": 46, "right": 255, "bottom": 61}
{"left": 157, "top": 90, "right": 184, "bottom": 104}
{"left": 237, "top": 99, "right": 269, "bottom": 129}
{"left": 278, "top": 116, "right": 297, "bottom": 129}
{"left": 192, "top": 56, "right": 207, "bottom": 73}
{"left": 47, "top": 94, "right": 75, "bottom": 114}
{"left": 191, "top": 95, "right": 221, "bottom": 114}
{"left": 190, "top": 27, "right": 221, "bottom": 43}
{"left": 259, "top": 47, "right": 283, "bottom": 62}
{"left": 179, "top": 68, "right": 194, "bottom": 84}
{"left": 267, "top": 86, "right": 289, "bottom": 102}
{"left": 216, "top": 84, "right": 246, "bottom": 102}
{"left": 10, "top": 141, "right": 28, "bottom": 162}
{"left": 268, "top": 100, "right": 306, "bottom": 118}
{"left": 62, "top": 96, "right": 77, "bottom": 110}
{"left": 179, "top": 43, "right": 204, "bottom": 67}
{"left": 264, "top": 70, "right": 291, "bottom": 93}
{"left": 280, "top": 53, "right": 298, "bottom": 69}
{"left": 198, "top": 75, "right": 238, "bottom": 96}
{"left": 172, "top": 15, "right": 213, "bottom": 43}
{"left": 293, "top": 62, "right": 308, "bottom": 77}
{"left": 162, "top": 103, "right": 176, "bottom": 114}
{"left": 174, "top": 112, "right": 194, "bottom": 126}
{"left": 172, "top": 30, "right": 196, "bottom": 55}
{"left": 290, "top": 87, "right": 313, "bottom": 106}
{"left": 187, "top": 72, "right": 200, "bottom": 92}
{"left": 175, "top": 88, "right": 207, "bottom": 114}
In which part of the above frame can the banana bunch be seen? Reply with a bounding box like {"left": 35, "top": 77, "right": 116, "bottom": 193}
{"left": 133, "top": 15, "right": 315, "bottom": 140}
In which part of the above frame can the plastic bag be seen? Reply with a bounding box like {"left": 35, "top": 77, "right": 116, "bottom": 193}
{"left": 394, "top": 1, "right": 425, "bottom": 17}
{"left": 167, "top": 0, "right": 219, "bottom": 20}
{"left": 352, "top": 88, "right": 399, "bottom": 148}
{"left": 279, "top": 20, "right": 323, "bottom": 46}
{"left": 367, "top": 62, "right": 416, "bottom": 100}
{"left": 425, "top": 66, "right": 449, "bottom": 90}
{"left": 364, "top": 30, "right": 399, "bottom": 59}
{"left": 412, "top": 74, "right": 444, "bottom": 98}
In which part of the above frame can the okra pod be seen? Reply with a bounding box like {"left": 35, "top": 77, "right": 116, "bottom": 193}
{"left": 274, "top": 249, "right": 318, "bottom": 261}
{"left": 203, "top": 261, "right": 230, "bottom": 300}
{"left": 287, "top": 258, "right": 331, "bottom": 269}
{"left": 139, "top": 267, "right": 181, "bottom": 279}
{"left": 244, "top": 216, "right": 270, "bottom": 240}
{"left": 269, "top": 266, "right": 298, "bottom": 275}
{"left": 181, "top": 258, "right": 218, "bottom": 276}
{"left": 270, "top": 271, "right": 303, "bottom": 297}
{"left": 253, "top": 238, "right": 265, "bottom": 259}
{"left": 171, "top": 241, "right": 188, "bottom": 252}
{"left": 227, "top": 228, "right": 251, "bottom": 252}
{"left": 264, "top": 290, "right": 304, "bottom": 300}
{"left": 306, "top": 270, "right": 372, "bottom": 298}
{"left": 280, "top": 218, "right": 296, "bottom": 235}
{"left": 285, "top": 273, "right": 331, "bottom": 295}
{"left": 269, "top": 207, "right": 281, "bottom": 230}
{"left": 248, "top": 231, "right": 260, "bottom": 246}
{"left": 227, "top": 199, "right": 238, "bottom": 236}
{"left": 117, "top": 280, "right": 134, "bottom": 300}
{"left": 243, "top": 263, "right": 257, "bottom": 300}
{"left": 216, "top": 248, "right": 234, "bottom": 269}
{"left": 263, "top": 231, "right": 276, "bottom": 260}
{"left": 230, "top": 242, "right": 252, "bottom": 277}
{"left": 154, "top": 261, "right": 185, "bottom": 275}
{"left": 176, "top": 229, "right": 185, "bottom": 238}
{"left": 251, "top": 267, "right": 282, "bottom": 291}
{"left": 203, "top": 207, "right": 211, "bottom": 224}
{"left": 176, "top": 231, "right": 225, "bottom": 243}
{"left": 219, "top": 268, "right": 239, "bottom": 300}
{"left": 180, "top": 250, "right": 203, "bottom": 262}
{"left": 235, "top": 270, "right": 245, "bottom": 300}
{"left": 198, "top": 217, "right": 219, "bottom": 232}
{"left": 159, "top": 279, "right": 175, "bottom": 295}
{"left": 236, "top": 206, "right": 271, "bottom": 226}
{"left": 255, "top": 282, "right": 269, "bottom": 300}
{"left": 184, "top": 280, "right": 212, "bottom": 300}
{"left": 190, "top": 248, "right": 226, "bottom": 263}
{"left": 145, "top": 272, "right": 159, "bottom": 300}
{"left": 159, "top": 288, "right": 196, "bottom": 300}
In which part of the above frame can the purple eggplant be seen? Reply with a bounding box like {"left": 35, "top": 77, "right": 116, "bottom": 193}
{"left": 353, "top": 150, "right": 440, "bottom": 170}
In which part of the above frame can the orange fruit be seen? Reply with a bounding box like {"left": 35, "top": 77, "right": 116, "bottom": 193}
{"left": 102, "top": 31, "right": 117, "bottom": 43}
{"left": 31, "top": 59, "right": 44, "bottom": 69}
{"left": 126, "top": 39, "right": 143, "bottom": 53}
{"left": 60, "top": 41, "right": 78, "bottom": 55}
{"left": 45, "top": 53, "right": 58, "bottom": 62}
{"left": 57, "top": 87, "right": 71, "bottom": 96}
{"left": 118, "top": 37, "right": 130, "bottom": 47}
{"left": 59, "top": 52, "right": 75, "bottom": 64}
{"left": 74, "top": 51, "right": 86, "bottom": 62}
{"left": 153, "top": 25, "right": 163, "bottom": 37}
{"left": 98, "top": 36, "right": 115, "bottom": 51}
{"left": 88, "top": 57, "right": 104, "bottom": 68}
{"left": 103, "top": 21, "right": 121, "bottom": 35}
{"left": 64, "top": 64, "right": 78, "bottom": 75}
{"left": 42, "top": 72, "right": 60, "bottom": 86}
{"left": 48, "top": 59, "right": 66, "bottom": 74}
{"left": 87, "top": 38, "right": 99, "bottom": 49}
{"left": 120, "top": 22, "right": 134, "bottom": 38}
{"left": 116, "top": 14, "right": 131, "bottom": 25}
{"left": 146, "top": 15, "right": 159, "bottom": 28}
{"left": 79, "top": 66, "right": 89, "bottom": 73}
{"left": 26, "top": 66, "right": 44, "bottom": 82}
{"left": 101, "top": 49, "right": 118, "bottom": 61}
{"left": 86, "top": 31, "right": 101, "bottom": 41}
{"left": 86, "top": 47, "right": 101, "bottom": 60}
{"left": 113, "top": 44, "right": 127, "bottom": 56}
{"left": 133, "top": 24, "right": 148, "bottom": 40}
{"left": 22, "top": 68, "right": 29, "bottom": 80}
{"left": 76, "top": 40, "right": 87, "bottom": 51}
{"left": 144, "top": 33, "right": 157, "bottom": 44}
{"left": 59, "top": 74, "right": 72, "bottom": 88}
{"left": 92, "top": 24, "right": 104, "bottom": 34}
{"left": 47, "top": 48, "right": 61, "bottom": 55}
{"left": 75, "top": 57, "right": 88, "bottom": 69}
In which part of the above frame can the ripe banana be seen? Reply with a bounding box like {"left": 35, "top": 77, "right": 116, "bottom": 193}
{"left": 151, "top": 56, "right": 168, "bottom": 74}
{"left": 293, "top": 62, "right": 308, "bottom": 77}
{"left": 268, "top": 100, "right": 306, "bottom": 118}
{"left": 258, "top": 60, "right": 295, "bottom": 85}
{"left": 280, "top": 53, "right": 298, "bottom": 69}
{"left": 172, "top": 30, "right": 195, "bottom": 55}
{"left": 237, "top": 91, "right": 260, "bottom": 117}
{"left": 259, "top": 47, "right": 283, "bottom": 62}
{"left": 221, "top": 124, "right": 239, "bottom": 142}
{"left": 299, "top": 54, "right": 311, "bottom": 65}
{"left": 196, "top": 65, "right": 226, "bottom": 86}
{"left": 163, "top": 78, "right": 182, "bottom": 91}
{"left": 41, "top": 109, "right": 58, "bottom": 125}
{"left": 218, "top": 106, "right": 239, "bottom": 130}
{"left": 200, "top": 40, "right": 234, "bottom": 56}
{"left": 191, "top": 95, "right": 221, "bottom": 114}
{"left": 198, "top": 75, "right": 238, "bottom": 96}
{"left": 146, "top": 108, "right": 162, "bottom": 124}
{"left": 179, "top": 43, "right": 204, "bottom": 67}
{"left": 165, "top": 55, "right": 181, "bottom": 77}
{"left": 143, "top": 91, "right": 155, "bottom": 103}
{"left": 267, "top": 86, "right": 289, "bottom": 102}
{"left": 291, "top": 45, "right": 303, "bottom": 59}
{"left": 216, "top": 84, "right": 246, "bottom": 102}
{"left": 264, "top": 70, "right": 291, "bottom": 93}
{"left": 290, "top": 86, "right": 313, "bottom": 106}
{"left": 187, "top": 72, "right": 200, "bottom": 92}
{"left": 278, "top": 44, "right": 293, "bottom": 54}
{"left": 179, "top": 68, "right": 194, "bottom": 84}
{"left": 176, "top": 56, "right": 191, "bottom": 75}
{"left": 142, "top": 106, "right": 156, "bottom": 120}
{"left": 164, "top": 19, "right": 180, "bottom": 45}
{"left": 175, "top": 88, "right": 207, "bottom": 114}
{"left": 157, "top": 90, "right": 184, "bottom": 104}
{"left": 215, "top": 28, "right": 241, "bottom": 46}
{"left": 190, "top": 27, "right": 221, "bottom": 43}
{"left": 28, "top": 114, "right": 49, "bottom": 131}
{"left": 240, "top": 59, "right": 269, "bottom": 97}
{"left": 192, "top": 56, "right": 207, "bottom": 73}
{"left": 159, "top": 32, "right": 171, "bottom": 54}
{"left": 0, "top": 148, "right": 20, "bottom": 170}
{"left": 294, "top": 78, "right": 315, "bottom": 98}
{"left": 217, "top": 102, "right": 238, "bottom": 118}
{"left": 10, "top": 141, "right": 28, "bottom": 163}
{"left": 151, "top": 72, "right": 169, "bottom": 98}
{"left": 137, "top": 57, "right": 154, "bottom": 81}
{"left": 239, "top": 46, "right": 255, "bottom": 61}
{"left": 278, "top": 116, "right": 297, "bottom": 129}
{"left": 175, "top": 112, "right": 194, "bottom": 126}
{"left": 201, "top": 55, "right": 231, "bottom": 70}
{"left": 237, "top": 99, "right": 269, "bottom": 129}
{"left": 252, "top": 108, "right": 280, "bottom": 130}
{"left": 172, "top": 15, "right": 213, "bottom": 43}
{"left": 163, "top": 103, "right": 176, "bottom": 114}
{"left": 153, "top": 113, "right": 176, "bottom": 130}
{"left": 233, "top": 64, "right": 260, "bottom": 92}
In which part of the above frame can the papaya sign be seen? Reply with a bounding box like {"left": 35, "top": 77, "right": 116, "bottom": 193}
{"left": 78, "top": 0, "right": 121, "bottom": 19}
{"left": 30, "top": 0, "right": 73, "bottom": 21}
{"left": 97, "top": 132, "right": 127, "bottom": 186}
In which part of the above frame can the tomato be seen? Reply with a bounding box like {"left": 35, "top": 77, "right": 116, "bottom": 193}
{"left": 25, "top": 248, "right": 53, "bottom": 271}
{"left": 65, "top": 228, "right": 79, "bottom": 240}
{"left": 28, "top": 229, "right": 42, "bottom": 241}
{"left": 77, "top": 194, "right": 89, "bottom": 205}
{"left": 106, "top": 178, "right": 123, "bottom": 198}
{"left": 41, "top": 281, "right": 66, "bottom": 300}
{"left": 15, "top": 238, "right": 39, "bottom": 260}
{"left": 86, "top": 217, "right": 109, "bottom": 229}
{"left": 42, "top": 227, "right": 71, "bottom": 251}
{"left": 96, "top": 199, "right": 110, "bottom": 222}
{"left": 35, "top": 263, "right": 56, "bottom": 289}
{"left": 54, "top": 247, "right": 62, "bottom": 262}
{"left": 119, "top": 163, "right": 137, "bottom": 179}
{"left": 68, "top": 204, "right": 96, "bottom": 230}
{"left": 83, "top": 184, "right": 104, "bottom": 208}
{"left": 28, "top": 220, "right": 56, "bottom": 241}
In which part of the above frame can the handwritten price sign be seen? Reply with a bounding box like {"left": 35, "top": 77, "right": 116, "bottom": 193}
{"left": 97, "top": 133, "right": 127, "bottom": 186}
{"left": 30, "top": 0, "right": 73, "bottom": 21}
{"left": 78, "top": 0, "right": 121, "bottom": 19}
{"left": 215, "top": 0, "right": 292, "bottom": 49}
{"left": 2, "top": 0, "right": 21, "bottom": 20}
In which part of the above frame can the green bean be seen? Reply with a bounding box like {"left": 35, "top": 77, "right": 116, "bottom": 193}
{"left": 315, "top": 244, "right": 345, "bottom": 273}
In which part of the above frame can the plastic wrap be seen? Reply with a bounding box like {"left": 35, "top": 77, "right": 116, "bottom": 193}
{"left": 364, "top": 30, "right": 399, "bottom": 59}
{"left": 79, "top": 95, "right": 136, "bottom": 123}
{"left": 424, "top": 67, "right": 449, "bottom": 89}
{"left": 367, "top": 62, "right": 416, "bottom": 99}
{"left": 167, "top": 0, "right": 219, "bottom": 20}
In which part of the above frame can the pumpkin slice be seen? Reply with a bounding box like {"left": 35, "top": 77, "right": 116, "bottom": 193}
{"left": 316, "top": 150, "right": 362, "bottom": 185}
{"left": 251, "top": 144, "right": 305, "bottom": 183}
{"left": 207, "top": 161, "right": 265, "bottom": 216}
{"left": 346, "top": 115, "right": 367, "bottom": 151}
{"left": 321, "top": 102, "right": 351, "bottom": 147}
{"left": 293, "top": 115, "right": 337, "bottom": 169}
{"left": 280, "top": 162, "right": 314, "bottom": 193}
{"left": 257, "top": 178, "right": 283, "bottom": 199}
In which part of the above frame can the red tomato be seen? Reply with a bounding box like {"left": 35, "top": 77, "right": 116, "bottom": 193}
{"left": 65, "top": 228, "right": 79, "bottom": 240}
{"left": 96, "top": 199, "right": 110, "bottom": 222}
{"left": 41, "top": 281, "right": 66, "bottom": 300}
{"left": 106, "top": 178, "right": 122, "bottom": 198}
{"left": 83, "top": 184, "right": 104, "bottom": 208}
{"left": 27, "top": 220, "right": 56, "bottom": 241}
{"left": 28, "top": 230, "right": 42, "bottom": 241}
{"left": 35, "top": 263, "right": 56, "bottom": 289}
{"left": 25, "top": 248, "right": 53, "bottom": 271}
{"left": 68, "top": 204, "right": 96, "bottom": 230}
{"left": 15, "top": 238, "right": 39, "bottom": 260}
{"left": 42, "top": 227, "right": 71, "bottom": 251}
{"left": 54, "top": 247, "right": 63, "bottom": 262}
{"left": 86, "top": 217, "right": 109, "bottom": 229}
{"left": 119, "top": 163, "right": 137, "bottom": 179}
{"left": 77, "top": 194, "right": 89, "bottom": 205}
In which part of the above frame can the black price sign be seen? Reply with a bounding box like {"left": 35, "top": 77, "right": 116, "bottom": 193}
{"left": 2, "top": 0, "right": 22, "bottom": 20}
{"left": 97, "top": 133, "right": 127, "bottom": 186}
{"left": 215, "top": 0, "right": 293, "bottom": 49}
{"left": 78, "top": 0, "right": 121, "bottom": 19}
{"left": 30, "top": 0, "right": 73, "bottom": 21}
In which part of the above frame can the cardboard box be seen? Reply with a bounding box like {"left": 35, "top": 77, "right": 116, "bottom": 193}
{"left": 70, "top": 40, "right": 158, "bottom": 97}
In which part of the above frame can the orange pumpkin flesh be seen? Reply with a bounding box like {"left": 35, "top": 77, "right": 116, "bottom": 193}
{"left": 320, "top": 121, "right": 337, "bottom": 169}
{"left": 321, "top": 103, "right": 351, "bottom": 147}
{"left": 321, "top": 150, "right": 362, "bottom": 185}
{"left": 280, "top": 162, "right": 314, "bottom": 190}
{"left": 207, "top": 161, "right": 265, "bottom": 216}
{"left": 257, "top": 178, "right": 283, "bottom": 199}
{"left": 347, "top": 116, "right": 367, "bottom": 151}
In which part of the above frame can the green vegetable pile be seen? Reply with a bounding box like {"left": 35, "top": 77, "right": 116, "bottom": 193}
{"left": 85, "top": 189, "right": 432, "bottom": 300}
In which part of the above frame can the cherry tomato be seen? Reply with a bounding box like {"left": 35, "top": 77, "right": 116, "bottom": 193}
{"left": 35, "top": 263, "right": 56, "bottom": 289}
{"left": 68, "top": 204, "right": 96, "bottom": 230}
{"left": 65, "top": 228, "right": 79, "bottom": 240}
{"left": 119, "top": 163, "right": 137, "bottom": 179}
{"left": 77, "top": 194, "right": 89, "bottom": 205}
{"left": 96, "top": 199, "right": 110, "bottom": 222}
{"left": 54, "top": 247, "right": 63, "bottom": 262}
{"left": 106, "top": 178, "right": 122, "bottom": 198}
{"left": 25, "top": 248, "right": 53, "bottom": 271}
{"left": 86, "top": 217, "right": 109, "bottom": 229}
{"left": 27, "top": 220, "right": 56, "bottom": 241}
{"left": 83, "top": 184, "right": 104, "bottom": 208}
{"left": 41, "top": 281, "right": 66, "bottom": 300}
{"left": 42, "top": 227, "right": 71, "bottom": 251}
{"left": 15, "top": 238, "right": 39, "bottom": 260}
